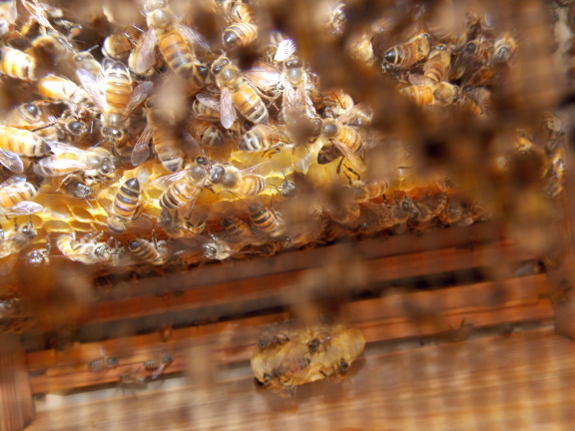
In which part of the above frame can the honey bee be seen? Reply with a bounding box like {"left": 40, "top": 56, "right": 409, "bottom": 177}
{"left": 0, "top": 47, "right": 37, "bottom": 80}
{"left": 238, "top": 124, "right": 291, "bottom": 154}
{"left": 76, "top": 59, "right": 153, "bottom": 142}
{"left": 143, "top": 351, "right": 173, "bottom": 379}
{"left": 223, "top": 23, "right": 258, "bottom": 50}
{"left": 107, "top": 178, "right": 143, "bottom": 234}
{"left": 34, "top": 143, "right": 116, "bottom": 185}
{"left": 383, "top": 33, "right": 431, "bottom": 68}
{"left": 326, "top": 1, "right": 346, "bottom": 35}
{"left": 352, "top": 179, "right": 389, "bottom": 203}
{"left": 451, "top": 36, "right": 492, "bottom": 80}
{"left": 346, "top": 29, "right": 375, "bottom": 66}
{"left": 153, "top": 162, "right": 209, "bottom": 214}
{"left": 0, "top": 222, "right": 37, "bottom": 258}
{"left": 56, "top": 231, "right": 113, "bottom": 265}
{"left": 0, "top": 175, "right": 43, "bottom": 216}
{"left": 317, "top": 118, "right": 366, "bottom": 174}
{"left": 400, "top": 82, "right": 459, "bottom": 106}
{"left": 128, "top": 231, "right": 171, "bottom": 265}
{"left": 211, "top": 55, "right": 269, "bottom": 129}
{"left": 191, "top": 120, "right": 225, "bottom": 148}
{"left": 157, "top": 208, "right": 207, "bottom": 239}
{"left": 203, "top": 233, "right": 238, "bottom": 260}
{"left": 0, "top": 125, "right": 51, "bottom": 157}
{"left": 102, "top": 33, "right": 132, "bottom": 62}
{"left": 131, "top": 108, "right": 193, "bottom": 171}
{"left": 409, "top": 44, "right": 451, "bottom": 85}
{"left": 458, "top": 86, "right": 491, "bottom": 117}
{"left": 36, "top": 74, "right": 96, "bottom": 117}
{"left": 541, "top": 111, "right": 564, "bottom": 139}
{"left": 62, "top": 176, "right": 93, "bottom": 203}
{"left": 220, "top": 216, "right": 258, "bottom": 246}
{"left": 131, "top": 0, "right": 210, "bottom": 87}
{"left": 191, "top": 95, "right": 221, "bottom": 121}
{"left": 26, "top": 242, "right": 50, "bottom": 266}
{"left": 492, "top": 33, "right": 517, "bottom": 64}
{"left": 210, "top": 164, "right": 266, "bottom": 197}
{"left": 248, "top": 203, "right": 286, "bottom": 238}
{"left": 88, "top": 345, "right": 119, "bottom": 373}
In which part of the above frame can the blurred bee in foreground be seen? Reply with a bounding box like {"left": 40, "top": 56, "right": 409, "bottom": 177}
{"left": 118, "top": 369, "right": 147, "bottom": 395}
{"left": 0, "top": 175, "right": 43, "bottom": 216}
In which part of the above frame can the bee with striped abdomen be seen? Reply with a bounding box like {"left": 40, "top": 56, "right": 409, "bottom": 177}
{"left": 76, "top": 59, "right": 153, "bottom": 142}
{"left": 128, "top": 231, "right": 171, "bottom": 265}
{"left": 211, "top": 55, "right": 269, "bottom": 129}
{"left": 383, "top": 33, "right": 431, "bottom": 69}
{"left": 106, "top": 178, "right": 143, "bottom": 234}
{"left": 56, "top": 231, "right": 112, "bottom": 265}
{"left": 0, "top": 175, "right": 43, "bottom": 216}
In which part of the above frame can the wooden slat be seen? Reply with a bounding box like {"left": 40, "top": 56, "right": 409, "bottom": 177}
{"left": 83, "top": 241, "right": 533, "bottom": 326}
{"left": 0, "top": 334, "right": 35, "bottom": 431}
{"left": 26, "top": 328, "right": 575, "bottom": 431}
{"left": 28, "top": 274, "right": 552, "bottom": 393}
{"left": 97, "top": 221, "right": 504, "bottom": 302}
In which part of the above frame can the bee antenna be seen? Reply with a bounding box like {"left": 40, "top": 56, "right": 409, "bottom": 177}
{"left": 85, "top": 44, "right": 99, "bottom": 53}
{"left": 132, "top": 24, "right": 144, "bottom": 33}
{"left": 84, "top": 197, "right": 93, "bottom": 209}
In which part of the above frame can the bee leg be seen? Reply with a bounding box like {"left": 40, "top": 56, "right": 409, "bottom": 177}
{"left": 262, "top": 146, "right": 282, "bottom": 158}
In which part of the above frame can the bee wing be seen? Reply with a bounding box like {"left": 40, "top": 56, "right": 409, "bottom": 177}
{"left": 76, "top": 68, "right": 106, "bottom": 113}
{"left": 126, "top": 82, "right": 153, "bottom": 113}
{"left": 196, "top": 93, "right": 220, "bottom": 112}
{"left": 2, "top": 201, "right": 43, "bottom": 216}
{"left": 275, "top": 39, "right": 296, "bottom": 62}
{"left": 0, "top": 0, "right": 16, "bottom": 24}
{"left": 408, "top": 73, "right": 434, "bottom": 86}
{"left": 22, "top": 0, "right": 53, "bottom": 30}
{"left": 219, "top": 87, "right": 236, "bottom": 129}
{"left": 176, "top": 23, "right": 211, "bottom": 51}
{"left": 336, "top": 102, "right": 373, "bottom": 127}
{"left": 0, "top": 254, "right": 17, "bottom": 276}
{"left": 36, "top": 155, "right": 86, "bottom": 172}
{"left": 0, "top": 174, "right": 26, "bottom": 189}
{"left": 244, "top": 63, "right": 282, "bottom": 92}
{"left": 149, "top": 171, "right": 188, "bottom": 189}
{"left": 0, "top": 150, "right": 24, "bottom": 174}
{"left": 151, "top": 362, "right": 169, "bottom": 380}
{"left": 130, "top": 29, "right": 157, "bottom": 75}
{"left": 47, "top": 142, "right": 84, "bottom": 155}
{"left": 331, "top": 139, "right": 366, "bottom": 172}
{"left": 131, "top": 123, "right": 153, "bottom": 166}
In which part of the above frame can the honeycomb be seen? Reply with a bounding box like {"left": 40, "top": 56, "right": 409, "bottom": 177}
{"left": 0, "top": 0, "right": 566, "bottom": 285}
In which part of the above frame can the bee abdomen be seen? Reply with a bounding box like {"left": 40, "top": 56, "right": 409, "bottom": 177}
{"left": 223, "top": 22, "right": 258, "bottom": 49}
{"left": 114, "top": 178, "right": 140, "bottom": 218}
{"left": 0, "top": 47, "right": 36, "bottom": 80}
{"left": 231, "top": 87, "right": 269, "bottom": 125}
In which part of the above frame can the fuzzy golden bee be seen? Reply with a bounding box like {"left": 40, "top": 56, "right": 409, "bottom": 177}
{"left": 211, "top": 55, "right": 269, "bottom": 129}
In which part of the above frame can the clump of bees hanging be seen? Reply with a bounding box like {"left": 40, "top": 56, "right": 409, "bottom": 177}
{"left": 0, "top": 1, "right": 566, "bottom": 293}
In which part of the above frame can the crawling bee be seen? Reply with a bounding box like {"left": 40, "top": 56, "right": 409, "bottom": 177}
{"left": 383, "top": 33, "right": 431, "bottom": 69}
{"left": 0, "top": 175, "right": 43, "bottom": 216}
{"left": 76, "top": 59, "right": 153, "bottom": 142}
{"left": 211, "top": 55, "right": 269, "bottom": 129}
{"left": 106, "top": 178, "right": 143, "bottom": 234}
{"left": 128, "top": 231, "right": 171, "bottom": 266}
{"left": 130, "top": 0, "right": 209, "bottom": 88}
{"left": 34, "top": 143, "right": 116, "bottom": 185}
{"left": 143, "top": 351, "right": 173, "bottom": 379}
{"left": 56, "top": 231, "right": 112, "bottom": 265}
{"left": 88, "top": 345, "right": 119, "bottom": 373}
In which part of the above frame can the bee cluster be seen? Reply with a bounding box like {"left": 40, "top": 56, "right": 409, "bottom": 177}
{"left": 0, "top": 0, "right": 566, "bottom": 281}
{"left": 251, "top": 321, "right": 365, "bottom": 397}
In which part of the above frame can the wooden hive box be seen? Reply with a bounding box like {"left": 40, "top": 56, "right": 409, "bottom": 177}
{"left": 2, "top": 0, "right": 575, "bottom": 430}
